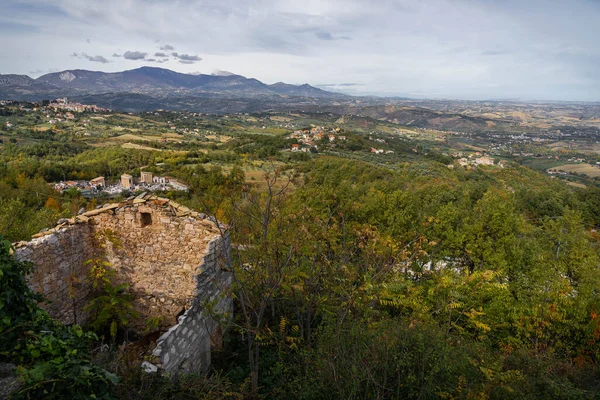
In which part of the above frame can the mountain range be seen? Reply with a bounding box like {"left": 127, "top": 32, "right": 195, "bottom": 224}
{"left": 0, "top": 67, "right": 344, "bottom": 102}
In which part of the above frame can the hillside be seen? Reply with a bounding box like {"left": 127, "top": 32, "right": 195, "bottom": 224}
{"left": 0, "top": 74, "right": 34, "bottom": 87}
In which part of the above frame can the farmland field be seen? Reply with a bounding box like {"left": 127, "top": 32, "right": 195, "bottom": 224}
{"left": 553, "top": 163, "right": 600, "bottom": 177}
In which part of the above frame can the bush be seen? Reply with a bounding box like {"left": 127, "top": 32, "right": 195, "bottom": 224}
{"left": 0, "top": 238, "right": 118, "bottom": 399}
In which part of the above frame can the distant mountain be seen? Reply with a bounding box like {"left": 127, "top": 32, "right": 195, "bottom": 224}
{"left": 0, "top": 67, "right": 345, "bottom": 102}
{"left": 35, "top": 67, "right": 202, "bottom": 92}
{"left": 0, "top": 74, "right": 34, "bottom": 87}
{"left": 269, "top": 82, "right": 335, "bottom": 98}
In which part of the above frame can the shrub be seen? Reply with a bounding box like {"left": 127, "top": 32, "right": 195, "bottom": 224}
{"left": 0, "top": 237, "right": 118, "bottom": 399}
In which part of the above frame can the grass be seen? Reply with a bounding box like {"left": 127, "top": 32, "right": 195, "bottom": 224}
{"left": 521, "top": 158, "right": 565, "bottom": 172}
{"left": 121, "top": 143, "right": 163, "bottom": 151}
{"left": 204, "top": 161, "right": 297, "bottom": 190}
{"left": 553, "top": 163, "right": 600, "bottom": 178}
{"left": 111, "top": 134, "right": 181, "bottom": 143}
{"left": 567, "top": 181, "right": 587, "bottom": 189}
{"left": 270, "top": 116, "right": 293, "bottom": 122}
{"left": 205, "top": 135, "right": 232, "bottom": 143}
{"left": 31, "top": 125, "right": 52, "bottom": 131}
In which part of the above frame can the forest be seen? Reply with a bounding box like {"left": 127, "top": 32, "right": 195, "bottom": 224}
{"left": 2, "top": 108, "right": 600, "bottom": 399}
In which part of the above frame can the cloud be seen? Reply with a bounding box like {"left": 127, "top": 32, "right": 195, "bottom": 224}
{"left": 170, "top": 52, "right": 202, "bottom": 63}
{"left": 480, "top": 50, "right": 508, "bottom": 56}
{"left": 28, "top": 68, "right": 59, "bottom": 77}
{"left": 71, "top": 52, "right": 110, "bottom": 63}
{"left": 318, "top": 83, "right": 361, "bottom": 87}
{"left": 112, "top": 53, "right": 121, "bottom": 57}
{"left": 316, "top": 31, "right": 351, "bottom": 41}
{"left": 316, "top": 32, "right": 333, "bottom": 40}
{"left": 87, "top": 55, "right": 109, "bottom": 63}
{"left": 4, "top": 0, "right": 600, "bottom": 100}
{"left": 154, "top": 52, "right": 167, "bottom": 57}
{"left": 177, "top": 54, "right": 202, "bottom": 61}
{"left": 123, "top": 50, "right": 147, "bottom": 60}
{"left": 146, "top": 58, "right": 156, "bottom": 62}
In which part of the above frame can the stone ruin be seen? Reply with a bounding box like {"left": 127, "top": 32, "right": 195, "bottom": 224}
{"left": 12, "top": 192, "right": 232, "bottom": 375}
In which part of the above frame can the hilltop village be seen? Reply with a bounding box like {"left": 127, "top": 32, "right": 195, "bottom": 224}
{"left": 52, "top": 170, "right": 188, "bottom": 197}
{"left": 2, "top": 97, "right": 108, "bottom": 127}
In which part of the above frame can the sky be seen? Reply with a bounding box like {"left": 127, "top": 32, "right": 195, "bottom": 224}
{"left": 1, "top": 0, "right": 600, "bottom": 101}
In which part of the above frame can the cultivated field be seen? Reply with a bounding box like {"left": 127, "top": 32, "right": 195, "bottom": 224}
{"left": 121, "top": 142, "right": 163, "bottom": 151}
{"left": 554, "top": 163, "right": 600, "bottom": 178}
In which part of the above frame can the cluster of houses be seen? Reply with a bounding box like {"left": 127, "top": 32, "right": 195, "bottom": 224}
{"left": 49, "top": 98, "right": 108, "bottom": 113}
{"left": 457, "top": 155, "right": 498, "bottom": 167}
{"left": 367, "top": 134, "right": 394, "bottom": 155}
{"left": 52, "top": 172, "right": 188, "bottom": 198}
{"left": 118, "top": 171, "right": 188, "bottom": 193}
{"left": 3, "top": 98, "right": 110, "bottom": 129}
{"left": 547, "top": 169, "right": 571, "bottom": 176}
{"left": 52, "top": 177, "right": 107, "bottom": 197}
{"left": 46, "top": 111, "right": 77, "bottom": 124}
{"left": 289, "top": 126, "right": 346, "bottom": 152}
{"left": 37, "top": 98, "right": 108, "bottom": 124}
{"left": 369, "top": 148, "right": 395, "bottom": 154}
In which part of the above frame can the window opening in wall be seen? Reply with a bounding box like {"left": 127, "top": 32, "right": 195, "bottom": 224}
{"left": 141, "top": 212, "right": 152, "bottom": 227}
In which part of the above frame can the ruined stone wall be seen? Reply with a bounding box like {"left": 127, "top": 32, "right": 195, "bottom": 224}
{"left": 151, "top": 236, "right": 232, "bottom": 374}
{"left": 14, "top": 223, "right": 98, "bottom": 325}
{"left": 13, "top": 193, "right": 231, "bottom": 374}
{"left": 92, "top": 198, "right": 225, "bottom": 330}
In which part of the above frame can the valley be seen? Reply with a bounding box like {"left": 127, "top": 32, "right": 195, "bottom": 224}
{"left": 4, "top": 91, "right": 600, "bottom": 398}
{"left": 5, "top": 90, "right": 600, "bottom": 190}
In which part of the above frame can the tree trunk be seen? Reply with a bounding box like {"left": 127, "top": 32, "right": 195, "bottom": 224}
{"left": 248, "top": 334, "right": 260, "bottom": 395}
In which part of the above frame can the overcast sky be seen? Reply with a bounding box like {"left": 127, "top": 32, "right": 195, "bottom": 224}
{"left": 1, "top": 0, "right": 599, "bottom": 101}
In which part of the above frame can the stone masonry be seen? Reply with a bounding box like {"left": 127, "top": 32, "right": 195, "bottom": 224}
{"left": 13, "top": 222, "right": 97, "bottom": 324}
{"left": 13, "top": 192, "right": 232, "bottom": 375}
{"left": 151, "top": 237, "right": 232, "bottom": 374}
